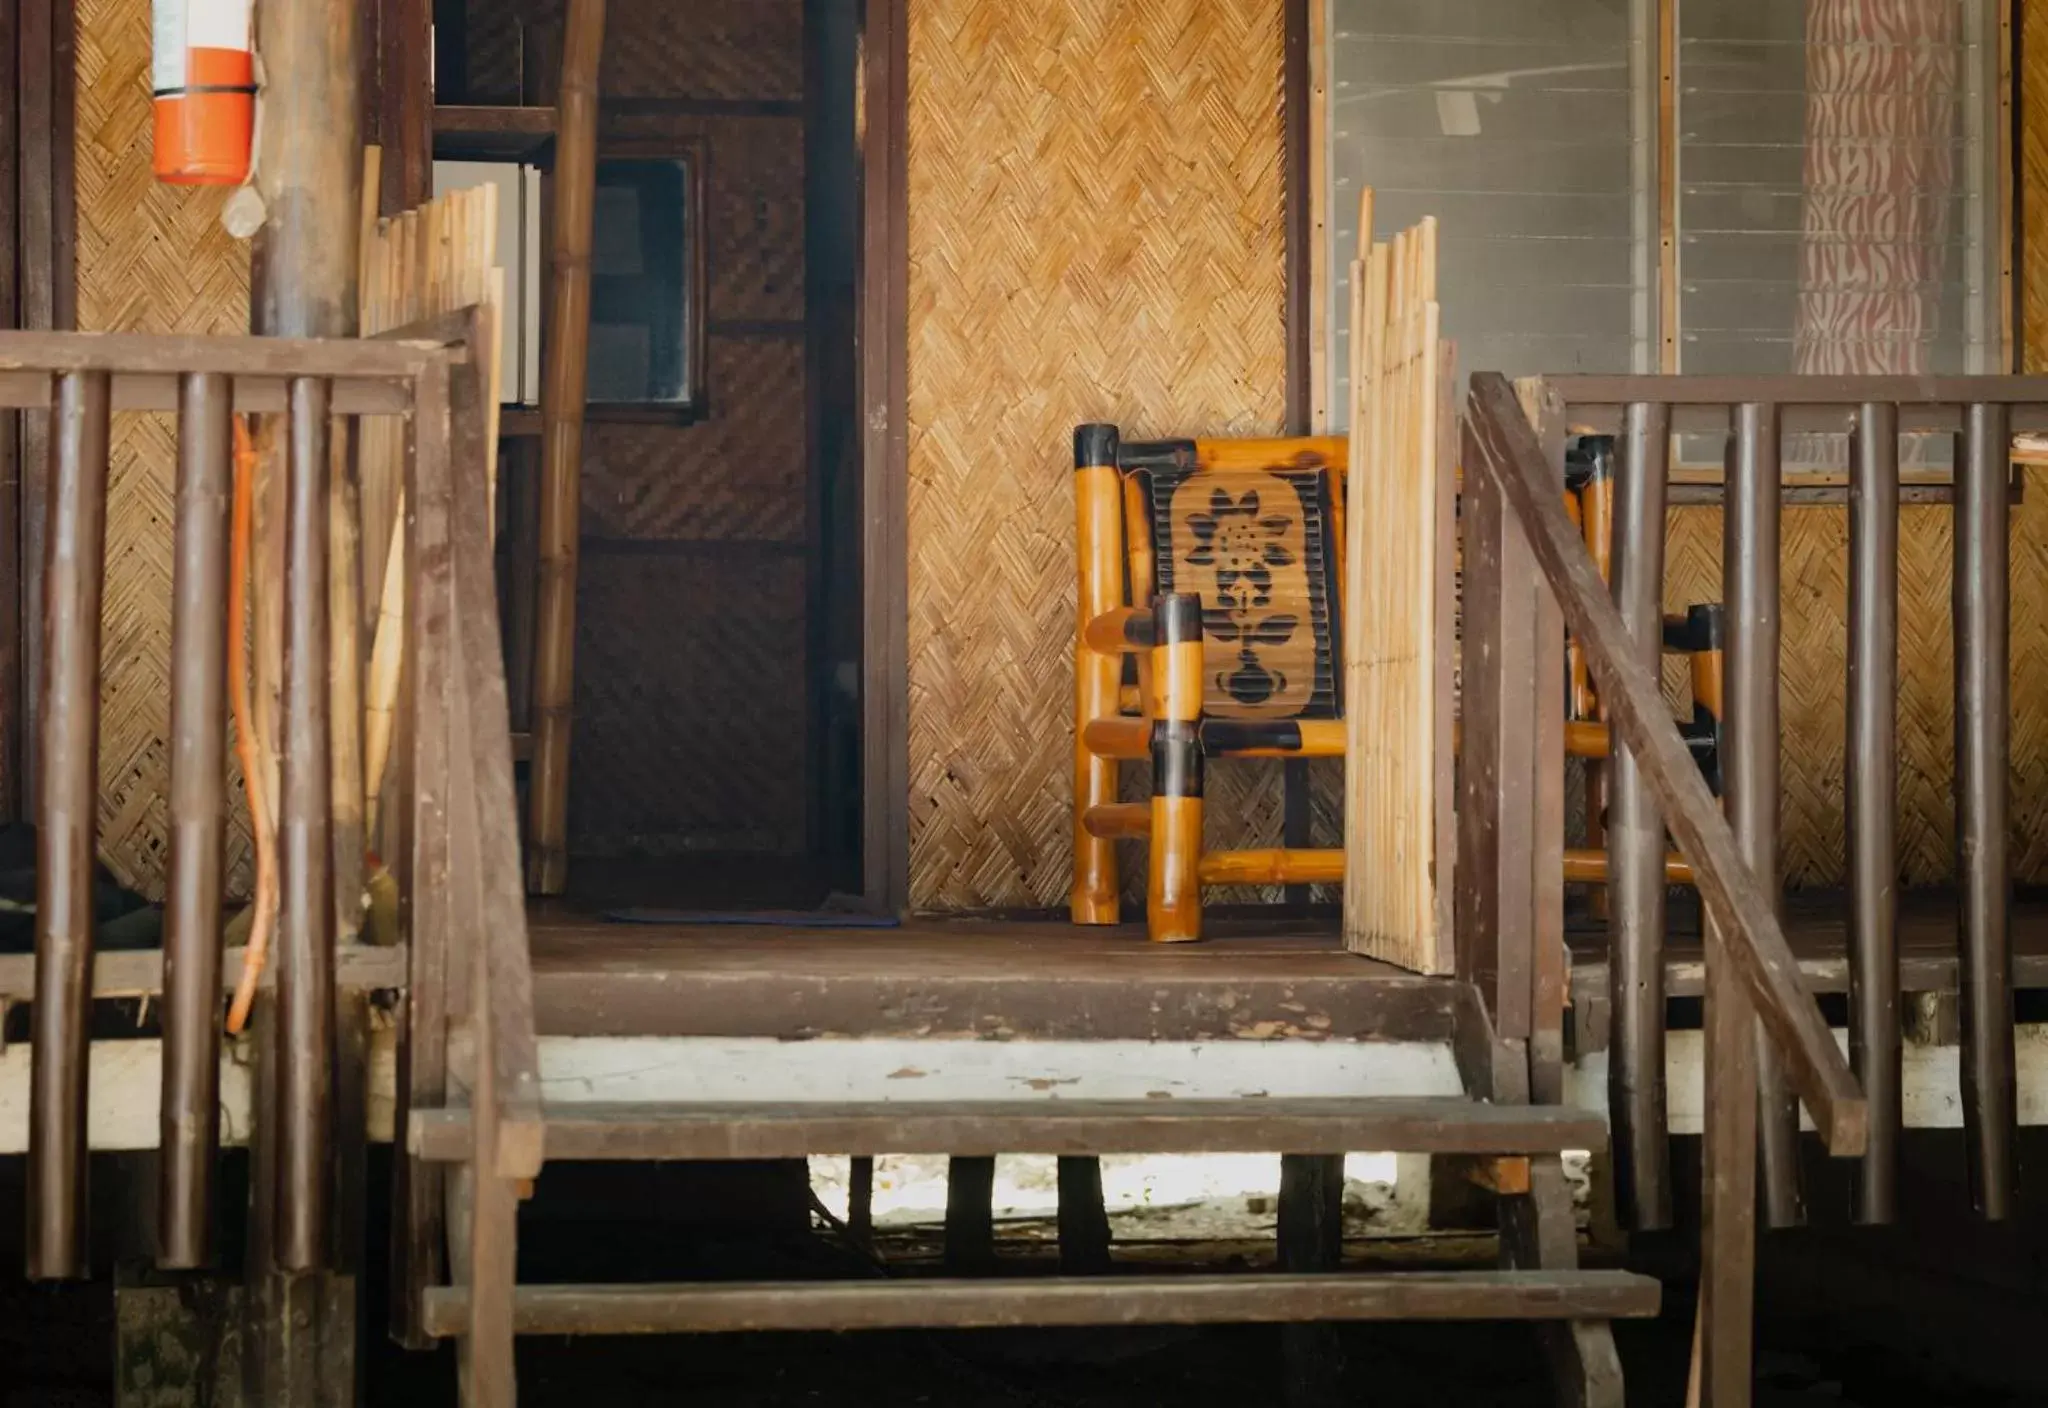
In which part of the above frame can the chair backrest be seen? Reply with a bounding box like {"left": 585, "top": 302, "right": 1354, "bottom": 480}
{"left": 1123, "top": 436, "right": 1347, "bottom": 721}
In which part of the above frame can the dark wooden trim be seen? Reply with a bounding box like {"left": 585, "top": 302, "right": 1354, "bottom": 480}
{"left": 431, "top": 104, "right": 554, "bottom": 162}
{"left": 1551, "top": 373, "right": 2048, "bottom": 404}
{"left": 1283, "top": 0, "right": 1311, "bottom": 437}
{"left": 0, "top": 0, "right": 21, "bottom": 822}
{"left": 859, "top": 0, "right": 910, "bottom": 916}
{"left": 1278, "top": 0, "right": 1315, "bottom": 902}
{"left": 603, "top": 96, "right": 804, "bottom": 120}
{"left": 579, "top": 535, "right": 806, "bottom": 559}
{"left": 379, "top": 0, "right": 433, "bottom": 211}
{"left": 708, "top": 318, "right": 808, "bottom": 339}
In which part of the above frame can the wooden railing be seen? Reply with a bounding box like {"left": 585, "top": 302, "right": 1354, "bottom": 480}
{"left": 4, "top": 318, "right": 539, "bottom": 1390}
{"left": 1460, "top": 371, "right": 1876, "bottom": 1404}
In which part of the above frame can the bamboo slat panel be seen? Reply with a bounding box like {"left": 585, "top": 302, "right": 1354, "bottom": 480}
{"left": 76, "top": 0, "right": 253, "bottom": 899}
{"left": 1342, "top": 200, "right": 1451, "bottom": 970}
{"left": 905, "top": 0, "right": 1288, "bottom": 910}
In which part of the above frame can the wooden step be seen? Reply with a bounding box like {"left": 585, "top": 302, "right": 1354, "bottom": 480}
{"left": 422, "top": 1271, "right": 1660, "bottom": 1337}
{"left": 409, "top": 1097, "right": 1607, "bottom": 1162}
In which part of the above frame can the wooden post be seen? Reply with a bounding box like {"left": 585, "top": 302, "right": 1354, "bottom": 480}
{"left": 159, "top": 373, "right": 233, "bottom": 1270}
{"left": 526, "top": 0, "right": 607, "bottom": 894}
{"left": 1725, "top": 402, "right": 1800, "bottom": 1232}
{"left": 26, "top": 369, "right": 109, "bottom": 1281}
{"left": 1607, "top": 401, "right": 1672, "bottom": 1231}
{"left": 277, "top": 378, "right": 336, "bottom": 1273}
{"left": 1955, "top": 400, "right": 2015, "bottom": 1220}
{"left": 1846, "top": 401, "right": 1900, "bottom": 1224}
{"left": 1701, "top": 402, "right": 1772, "bottom": 1403}
{"left": 246, "top": 0, "right": 360, "bottom": 1390}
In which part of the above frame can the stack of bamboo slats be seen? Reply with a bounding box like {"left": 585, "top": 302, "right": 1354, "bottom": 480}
{"left": 356, "top": 157, "right": 505, "bottom": 840}
{"left": 1341, "top": 188, "right": 1457, "bottom": 972}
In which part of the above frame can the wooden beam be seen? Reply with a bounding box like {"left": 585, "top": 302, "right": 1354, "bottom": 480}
{"left": 421, "top": 1272, "right": 1662, "bottom": 1338}
{"left": 1463, "top": 372, "right": 1867, "bottom": 1156}
{"left": 525, "top": 0, "right": 606, "bottom": 895}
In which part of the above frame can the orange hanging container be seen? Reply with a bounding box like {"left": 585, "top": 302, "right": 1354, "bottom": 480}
{"left": 152, "top": 0, "right": 255, "bottom": 186}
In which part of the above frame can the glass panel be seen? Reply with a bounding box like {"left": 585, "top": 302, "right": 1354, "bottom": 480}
{"left": 1323, "top": 0, "right": 1654, "bottom": 426}
{"left": 587, "top": 156, "right": 699, "bottom": 406}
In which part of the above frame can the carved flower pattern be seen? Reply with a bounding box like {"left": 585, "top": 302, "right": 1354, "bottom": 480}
{"left": 1185, "top": 488, "right": 1301, "bottom": 706}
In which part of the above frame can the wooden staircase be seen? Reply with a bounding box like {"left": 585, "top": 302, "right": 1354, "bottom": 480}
{"left": 409, "top": 1093, "right": 1657, "bottom": 1353}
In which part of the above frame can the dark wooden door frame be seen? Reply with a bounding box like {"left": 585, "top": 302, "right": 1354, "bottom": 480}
{"left": 858, "top": 0, "right": 909, "bottom": 915}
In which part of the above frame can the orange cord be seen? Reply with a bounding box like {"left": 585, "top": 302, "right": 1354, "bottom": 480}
{"left": 226, "top": 417, "right": 278, "bottom": 1034}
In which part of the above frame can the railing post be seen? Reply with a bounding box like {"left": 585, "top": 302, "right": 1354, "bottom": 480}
{"left": 1455, "top": 399, "right": 1545, "bottom": 1093}
{"left": 1846, "top": 401, "right": 1900, "bottom": 1224}
{"left": 1607, "top": 400, "right": 1672, "bottom": 1231}
{"left": 1725, "top": 401, "right": 1802, "bottom": 1232}
{"left": 26, "top": 369, "right": 111, "bottom": 1281}
{"left": 1955, "top": 400, "right": 2015, "bottom": 1220}
{"left": 159, "top": 371, "right": 234, "bottom": 1269}
{"left": 391, "top": 358, "right": 453, "bottom": 1346}
{"left": 278, "top": 375, "right": 336, "bottom": 1272}
{"left": 1698, "top": 400, "right": 1773, "bottom": 1404}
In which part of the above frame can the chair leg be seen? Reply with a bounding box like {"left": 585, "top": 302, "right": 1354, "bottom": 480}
{"left": 1148, "top": 593, "right": 1203, "bottom": 943}
{"left": 1072, "top": 424, "right": 1124, "bottom": 924}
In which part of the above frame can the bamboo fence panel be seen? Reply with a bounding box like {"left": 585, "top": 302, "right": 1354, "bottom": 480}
{"left": 358, "top": 181, "right": 503, "bottom": 829}
{"left": 76, "top": 0, "right": 254, "bottom": 898}
{"left": 1341, "top": 193, "right": 1452, "bottom": 970}
{"left": 905, "top": 0, "right": 1287, "bottom": 911}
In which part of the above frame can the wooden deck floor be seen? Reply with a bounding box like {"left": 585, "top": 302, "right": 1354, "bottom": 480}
{"left": 527, "top": 909, "right": 1457, "bottom": 1042}
{"left": 525, "top": 891, "right": 2048, "bottom": 1043}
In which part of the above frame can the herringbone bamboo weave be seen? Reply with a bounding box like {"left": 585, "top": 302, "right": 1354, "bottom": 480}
{"left": 905, "top": 0, "right": 1288, "bottom": 910}
{"left": 77, "top": 0, "right": 253, "bottom": 899}
{"left": 1663, "top": 486, "right": 2048, "bottom": 888}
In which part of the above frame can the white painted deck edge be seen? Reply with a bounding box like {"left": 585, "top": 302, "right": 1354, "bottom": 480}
{"left": 2, "top": 1026, "right": 2042, "bottom": 1155}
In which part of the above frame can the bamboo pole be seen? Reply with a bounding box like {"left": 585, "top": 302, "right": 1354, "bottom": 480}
{"left": 527, "top": 0, "right": 608, "bottom": 894}
{"left": 159, "top": 373, "right": 233, "bottom": 1270}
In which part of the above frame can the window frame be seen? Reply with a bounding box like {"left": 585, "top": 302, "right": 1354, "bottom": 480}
{"left": 1304, "top": 0, "right": 2016, "bottom": 453}
{"left": 545, "top": 134, "right": 712, "bottom": 425}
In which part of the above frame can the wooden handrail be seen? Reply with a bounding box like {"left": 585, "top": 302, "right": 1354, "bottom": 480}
{"left": 1462, "top": 372, "right": 1868, "bottom": 1157}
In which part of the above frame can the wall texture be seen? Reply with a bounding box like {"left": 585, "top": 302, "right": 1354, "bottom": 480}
{"left": 470, "top": 0, "right": 814, "bottom": 860}
{"left": 76, "top": 0, "right": 254, "bottom": 898}
{"left": 903, "top": 0, "right": 1291, "bottom": 910}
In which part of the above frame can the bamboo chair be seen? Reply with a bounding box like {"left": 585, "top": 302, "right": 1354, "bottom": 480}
{"left": 1567, "top": 433, "right": 1724, "bottom": 889}
{"left": 1072, "top": 423, "right": 1723, "bottom": 943}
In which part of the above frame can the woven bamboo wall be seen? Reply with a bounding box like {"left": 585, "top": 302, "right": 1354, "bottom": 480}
{"left": 904, "top": 0, "right": 1289, "bottom": 910}
{"left": 76, "top": 0, "right": 254, "bottom": 899}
